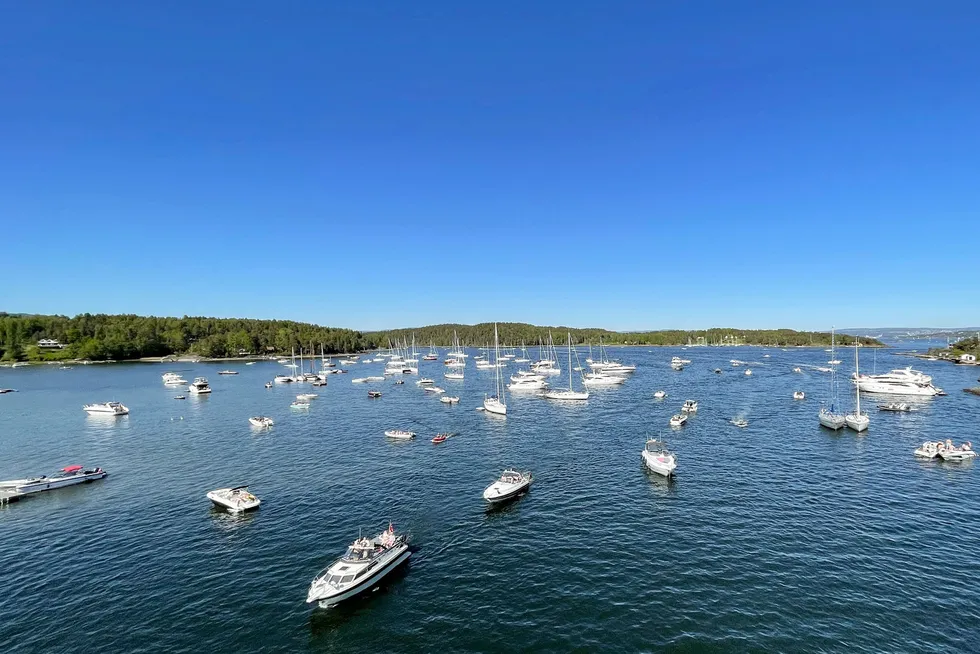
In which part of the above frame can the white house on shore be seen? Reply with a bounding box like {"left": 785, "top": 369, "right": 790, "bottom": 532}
{"left": 37, "top": 339, "right": 64, "bottom": 349}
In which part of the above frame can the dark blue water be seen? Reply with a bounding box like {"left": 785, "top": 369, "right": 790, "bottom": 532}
{"left": 1, "top": 347, "right": 978, "bottom": 652}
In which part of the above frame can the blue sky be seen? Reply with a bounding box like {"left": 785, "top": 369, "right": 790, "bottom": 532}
{"left": 2, "top": 1, "right": 978, "bottom": 331}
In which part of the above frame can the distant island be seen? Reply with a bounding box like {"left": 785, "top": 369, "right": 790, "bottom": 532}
{"left": 0, "top": 313, "right": 882, "bottom": 363}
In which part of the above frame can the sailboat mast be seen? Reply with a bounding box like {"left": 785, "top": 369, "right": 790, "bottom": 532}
{"left": 855, "top": 343, "right": 861, "bottom": 415}
{"left": 567, "top": 332, "right": 573, "bottom": 391}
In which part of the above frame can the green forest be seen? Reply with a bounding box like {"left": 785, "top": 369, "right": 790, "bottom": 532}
{"left": 0, "top": 313, "right": 882, "bottom": 362}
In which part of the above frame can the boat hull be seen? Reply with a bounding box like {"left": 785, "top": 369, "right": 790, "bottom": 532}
{"left": 308, "top": 546, "right": 411, "bottom": 606}
{"left": 819, "top": 413, "right": 846, "bottom": 430}
{"left": 483, "top": 479, "right": 531, "bottom": 503}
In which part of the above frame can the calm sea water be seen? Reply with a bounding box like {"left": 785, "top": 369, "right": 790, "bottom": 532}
{"left": 1, "top": 347, "right": 978, "bottom": 653}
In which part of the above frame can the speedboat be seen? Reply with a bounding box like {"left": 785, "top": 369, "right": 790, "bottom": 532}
{"left": 744, "top": 369, "right": 753, "bottom": 376}
{"left": 878, "top": 402, "right": 912, "bottom": 412}
{"left": 508, "top": 378, "right": 547, "bottom": 391}
{"left": 264, "top": 382, "right": 273, "bottom": 388}
{"left": 938, "top": 440, "right": 976, "bottom": 462}
{"left": 249, "top": 416, "right": 274, "bottom": 428}
{"left": 426, "top": 386, "right": 446, "bottom": 394}
{"left": 291, "top": 400, "right": 311, "bottom": 409}
{"left": 394, "top": 380, "right": 405, "bottom": 385}
{"left": 188, "top": 378, "right": 212, "bottom": 394}
{"left": 818, "top": 407, "right": 846, "bottom": 430}
{"left": 641, "top": 440, "right": 676, "bottom": 477}
{"left": 174, "top": 395, "right": 186, "bottom": 400}
{"left": 653, "top": 390, "right": 667, "bottom": 399}
{"left": 731, "top": 417, "right": 748, "bottom": 428}
{"left": 367, "top": 391, "right": 382, "bottom": 398}
{"left": 483, "top": 469, "right": 532, "bottom": 503}
{"left": 681, "top": 399, "right": 698, "bottom": 413}
{"left": 582, "top": 372, "right": 626, "bottom": 386}
{"left": 218, "top": 370, "right": 238, "bottom": 375}
{"left": 714, "top": 368, "right": 722, "bottom": 374}
{"left": 669, "top": 414, "right": 687, "bottom": 427}
{"left": 670, "top": 361, "right": 684, "bottom": 371}
{"left": 440, "top": 396, "right": 460, "bottom": 404}
{"left": 206, "top": 486, "right": 260, "bottom": 512}
{"left": 306, "top": 525, "right": 411, "bottom": 606}
{"left": 296, "top": 393, "right": 318, "bottom": 400}
{"left": 352, "top": 378, "right": 369, "bottom": 383}
{"left": 793, "top": 391, "right": 805, "bottom": 400}
{"left": 82, "top": 401, "right": 129, "bottom": 415}
{"left": 384, "top": 429, "right": 416, "bottom": 440}
{"left": 416, "top": 377, "right": 435, "bottom": 385}
{"left": 432, "top": 432, "right": 451, "bottom": 444}
{"left": 0, "top": 465, "right": 107, "bottom": 494}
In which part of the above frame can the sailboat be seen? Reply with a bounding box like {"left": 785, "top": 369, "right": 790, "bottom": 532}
{"left": 818, "top": 327, "right": 846, "bottom": 429}
{"left": 845, "top": 343, "right": 870, "bottom": 432}
{"left": 423, "top": 341, "right": 438, "bottom": 361}
{"left": 544, "top": 333, "right": 589, "bottom": 401}
{"left": 514, "top": 341, "right": 530, "bottom": 363}
{"left": 444, "top": 331, "right": 465, "bottom": 379}
{"left": 483, "top": 324, "right": 507, "bottom": 415}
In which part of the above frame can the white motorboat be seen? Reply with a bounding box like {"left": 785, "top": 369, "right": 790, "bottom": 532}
{"left": 0, "top": 465, "right": 107, "bottom": 495}
{"left": 669, "top": 414, "right": 687, "bottom": 428}
{"left": 384, "top": 429, "right": 416, "bottom": 440}
{"left": 296, "top": 393, "right": 318, "bottom": 400}
{"left": 583, "top": 372, "right": 626, "bottom": 386}
{"left": 508, "top": 378, "right": 548, "bottom": 391}
{"left": 306, "top": 525, "right": 411, "bottom": 606}
{"left": 274, "top": 374, "right": 294, "bottom": 384}
{"left": 793, "top": 367, "right": 802, "bottom": 373}
{"left": 852, "top": 367, "right": 941, "bottom": 396}
{"left": 425, "top": 386, "right": 446, "bottom": 394}
{"left": 249, "top": 416, "right": 274, "bottom": 428}
{"left": 440, "top": 395, "right": 460, "bottom": 404}
{"left": 681, "top": 399, "right": 698, "bottom": 413}
{"left": 483, "top": 469, "right": 532, "bottom": 503}
{"left": 731, "top": 417, "right": 749, "bottom": 428}
{"left": 82, "top": 401, "right": 129, "bottom": 415}
{"left": 416, "top": 377, "right": 435, "bottom": 385}
{"left": 641, "top": 440, "right": 677, "bottom": 477}
{"left": 914, "top": 441, "right": 943, "bottom": 459}
{"left": 352, "top": 378, "right": 369, "bottom": 383}
{"left": 845, "top": 344, "right": 870, "bottom": 432}
{"left": 218, "top": 370, "right": 239, "bottom": 375}
{"left": 744, "top": 369, "right": 753, "bottom": 376}
{"left": 162, "top": 372, "right": 187, "bottom": 385}
{"left": 670, "top": 361, "right": 684, "bottom": 371}
{"left": 793, "top": 391, "right": 805, "bottom": 400}
{"left": 938, "top": 440, "right": 976, "bottom": 462}
{"left": 653, "top": 390, "right": 667, "bottom": 399}
{"left": 878, "top": 402, "right": 912, "bottom": 412}
{"left": 206, "top": 486, "right": 260, "bottom": 512}
{"left": 189, "top": 377, "right": 212, "bottom": 394}
{"left": 291, "top": 400, "right": 311, "bottom": 409}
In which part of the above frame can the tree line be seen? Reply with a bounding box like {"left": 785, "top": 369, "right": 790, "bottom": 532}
{"left": 0, "top": 313, "right": 369, "bottom": 361}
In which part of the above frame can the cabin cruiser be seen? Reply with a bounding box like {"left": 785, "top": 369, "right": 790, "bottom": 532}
{"left": 439, "top": 395, "right": 460, "bottom": 404}
{"left": 938, "top": 440, "right": 976, "bottom": 462}
{"left": 793, "top": 391, "right": 805, "bottom": 400}
{"left": 669, "top": 414, "right": 687, "bottom": 427}
{"left": 306, "top": 525, "right": 411, "bottom": 606}
{"left": 653, "top": 390, "right": 667, "bottom": 399}
{"left": 0, "top": 465, "right": 107, "bottom": 494}
{"left": 483, "top": 394, "right": 507, "bottom": 414}
{"left": 249, "top": 416, "right": 274, "bottom": 428}
{"left": 731, "top": 417, "right": 749, "bottom": 428}
{"left": 583, "top": 372, "right": 626, "bottom": 386}
{"left": 483, "top": 469, "right": 532, "bottom": 503}
{"left": 818, "top": 406, "right": 846, "bottom": 430}
{"left": 852, "top": 367, "right": 942, "bottom": 396}
{"left": 207, "top": 486, "right": 260, "bottom": 512}
{"left": 218, "top": 370, "right": 238, "bottom": 375}
{"left": 274, "top": 374, "right": 294, "bottom": 384}
{"left": 384, "top": 429, "right": 415, "bottom": 440}
{"left": 508, "top": 378, "right": 548, "bottom": 391}
{"left": 82, "top": 401, "right": 129, "bottom": 415}
{"left": 681, "top": 400, "right": 698, "bottom": 414}
{"left": 189, "top": 377, "right": 212, "bottom": 394}
{"left": 162, "top": 372, "right": 187, "bottom": 385}
{"left": 878, "top": 402, "right": 912, "bottom": 412}
{"left": 641, "top": 440, "right": 677, "bottom": 477}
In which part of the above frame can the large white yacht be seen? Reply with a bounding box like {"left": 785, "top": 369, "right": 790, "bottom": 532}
{"left": 162, "top": 372, "right": 187, "bottom": 385}
{"left": 582, "top": 372, "right": 626, "bottom": 386}
{"left": 82, "top": 401, "right": 129, "bottom": 415}
{"left": 642, "top": 439, "right": 677, "bottom": 477}
{"left": 483, "top": 469, "right": 532, "bottom": 503}
{"left": 0, "top": 465, "right": 107, "bottom": 494}
{"left": 189, "top": 377, "right": 212, "bottom": 394}
{"left": 852, "top": 367, "right": 942, "bottom": 396}
{"left": 306, "top": 525, "right": 411, "bottom": 606}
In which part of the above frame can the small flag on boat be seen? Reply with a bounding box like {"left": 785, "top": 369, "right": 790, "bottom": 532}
{"left": 388, "top": 522, "right": 394, "bottom": 534}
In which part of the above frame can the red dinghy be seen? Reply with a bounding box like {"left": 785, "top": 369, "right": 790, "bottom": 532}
{"left": 431, "top": 433, "right": 448, "bottom": 444}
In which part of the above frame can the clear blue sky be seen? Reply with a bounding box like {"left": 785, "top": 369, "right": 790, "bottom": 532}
{"left": 2, "top": 1, "right": 978, "bottom": 331}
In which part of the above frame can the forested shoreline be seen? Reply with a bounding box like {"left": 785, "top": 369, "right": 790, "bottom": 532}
{"left": 0, "top": 313, "right": 882, "bottom": 362}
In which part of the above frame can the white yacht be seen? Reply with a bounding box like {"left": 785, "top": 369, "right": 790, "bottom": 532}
{"left": 582, "top": 372, "right": 626, "bottom": 386}
{"left": 296, "top": 393, "right": 318, "bottom": 401}
{"left": 189, "top": 377, "right": 212, "bottom": 394}
{"left": 82, "top": 401, "right": 129, "bottom": 415}
{"left": 274, "top": 374, "right": 294, "bottom": 384}
{"left": 439, "top": 395, "right": 460, "bottom": 404}
{"left": 444, "top": 370, "right": 465, "bottom": 380}
{"left": 852, "top": 367, "right": 942, "bottom": 396}
{"left": 416, "top": 377, "right": 435, "bottom": 385}
{"left": 508, "top": 377, "right": 548, "bottom": 391}
{"left": 483, "top": 469, "right": 532, "bottom": 503}
{"left": 384, "top": 429, "right": 416, "bottom": 440}
{"left": 681, "top": 400, "right": 698, "bottom": 413}
{"left": 306, "top": 525, "right": 411, "bottom": 606}
{"left": 162, "top": 372, "right": 187, "bottom": 385}
{"left": 483, "top": 324, "right": 507, "bottom": 416}
{"left": 249, "top": 416, "right": 274, "bottom": 428}
{"left": 0, "top": 465, "right": 107, "bottom": 494}
{"left": 641, "top": 440, "right": 677, "bottom": 477}
{"left": 669, "top": 414, "right": 687, "bottom": 427}
{"left": 845, "top": 344, "right": 870, "bottom": 432}
{"left": 291, "top": 400, "right": 311, "bottom": 409}
{"left": 206, "top": 486, "right": 260, "bottom": 512}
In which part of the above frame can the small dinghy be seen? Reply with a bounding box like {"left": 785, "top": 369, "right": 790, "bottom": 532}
{"left": 384, "top": 429, "right": 416, "bottom": 440}
{"left": 206, "top": 486, "right": 260, "bottom": 512}
{"left": 714, "top": 368, "right": 722, "bottom": 374}
{"left": 264, "top": 382, "right": 273, "bottom": 388}
{"left": 483, "top": 469, "right": 532, "bottom": 503}
{"left": 440, "top": 396, "right": 460, "bottom": 404}
{"left": 174, "top": 395, "right": 186, "bottom": 400}
{"left": 431, "top": 432, "right": 457, "bottom": 444}
{"left": 653, "top": 390, "right": 667, "bottom": 399}
{"left": 793, "top": 391, "right": 805, "bottom": 400}
{"left": 249, "top": 416, "right": 274, "bottom": 428}
{"left": 394, "top": 380, "right": 405, "bottom": 385}
{"left": 368, "top": 391, "right": 383, "bottom": 398}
